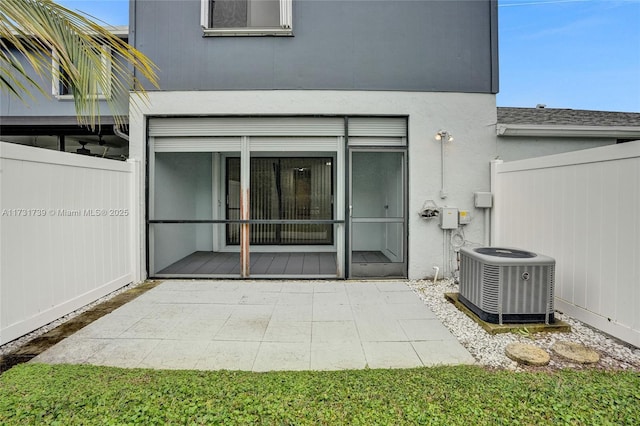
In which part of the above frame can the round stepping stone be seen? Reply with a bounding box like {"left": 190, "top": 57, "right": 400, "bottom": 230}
{"left": 551, "top": 341, "right": 600, "bottom": 364}
{"left": 505, "top": 343, "right": 550, "bottom": 366}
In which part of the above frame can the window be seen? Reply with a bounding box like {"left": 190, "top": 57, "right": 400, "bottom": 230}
{"left": 226, "top": 157, "right": 334, "bottom": 245}
{"left": 201, "top": 0, "right": 292, "bottom": 36}
{"left": 52, "top": 46, "right": 112, "bottom": 99}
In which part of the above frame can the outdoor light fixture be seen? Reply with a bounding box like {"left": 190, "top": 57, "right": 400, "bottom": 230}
{"left": 435, "top": 130, "right": 454, "bottom": 142}
{"left": 435, "top": 130, "right": 453, "bottom": 199}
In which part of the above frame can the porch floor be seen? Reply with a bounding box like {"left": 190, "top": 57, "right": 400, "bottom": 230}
{"left": 157, "top": 251, "right": 338, "bottom": 276}
{"left": 156, "top": 251, "right": 393, "bottom": 276}
{"left": 352, "top": 251, "right": 393, "bottom": 263}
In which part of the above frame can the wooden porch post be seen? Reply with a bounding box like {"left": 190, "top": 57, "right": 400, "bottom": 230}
{"left": 240, "top": 136, "right": 250, "bottom": 277}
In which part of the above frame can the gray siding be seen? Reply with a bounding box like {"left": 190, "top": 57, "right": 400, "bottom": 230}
{"left": 133, "top": 0, "right": 498, "bottom": 93}
{"left": 1, "top": 46, "right": 128, "bottom": 118}
{"left": 1, "top": 50, "right": 77, "bottom": 117}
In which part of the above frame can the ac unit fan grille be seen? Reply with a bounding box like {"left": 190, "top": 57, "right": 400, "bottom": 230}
{"left": 482, "top": 264, "right": 500, "bottom": 313}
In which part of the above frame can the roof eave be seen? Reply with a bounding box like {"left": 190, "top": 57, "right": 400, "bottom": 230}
{"left": 6, "top": 25, "right": 129, "bottom": 39}
{"left": 496, "top": 124, "right": 640, "bottom": 139}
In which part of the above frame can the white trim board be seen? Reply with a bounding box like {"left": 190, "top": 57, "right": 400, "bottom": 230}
{"left": 497, "top": 124, "right": 640, "bottom": 139}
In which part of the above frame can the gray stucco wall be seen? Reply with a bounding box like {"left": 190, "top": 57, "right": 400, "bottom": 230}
{"left": 127, "top": 90, "right": 499, "bottom": 280}
{"left": 496, "top": 136, "right": 615, "bottom": 162}
{"left": 132, "top": 0, "right": 498, "bottom": 93}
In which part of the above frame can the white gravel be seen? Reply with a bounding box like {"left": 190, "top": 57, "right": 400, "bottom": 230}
{"left": 409, "top": 279, "right": 640, "bottom": 371}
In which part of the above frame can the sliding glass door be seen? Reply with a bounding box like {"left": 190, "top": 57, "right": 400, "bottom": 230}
{"left": 349, "top": 150, "right": 407, "bottom": 278}
{"left": 149, "top": 151, "right": 341, "bottom": 278}
{"left": 226, "top": 157, "right": 334, "bottom": 245}
{"left": 149, "top": 151, "right": 241, "bottom": 277}
{"left": 147, "top": 115, "right": 406, "bottom": 279}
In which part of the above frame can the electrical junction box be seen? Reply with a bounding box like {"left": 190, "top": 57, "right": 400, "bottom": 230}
{"left": 459, "top": 210, "right": 471, "bottom": 225}
{"left": 439, "top": 207, "right": 458, "bottom": 229}
{"left": 474, "top": 192, "right": 493, "bottom": 208}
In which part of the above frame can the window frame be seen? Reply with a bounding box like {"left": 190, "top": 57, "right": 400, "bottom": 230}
{"left": 51, "top": 45, "right": 112, "bottom": 100}
{"left": 200, "top": 0, "right": 293, "bottom": 37}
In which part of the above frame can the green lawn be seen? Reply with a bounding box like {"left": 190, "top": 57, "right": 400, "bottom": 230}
{"left": 1, "top": 364, "right": 638, "bottom": 425}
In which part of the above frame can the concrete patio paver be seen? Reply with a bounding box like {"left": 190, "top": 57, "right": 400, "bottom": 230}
{"left": 312, "top": 303, "right": 353, "bottom": 321}
{"left": 312, "top": 321, "right": 360, "bottom": 343}
{"left": 140, "top": 340, "right": 211, "bottom": 370}
{"left": 412, "top": 340, "right": 476, "bottom": 365}
{"left": 71, "top": 315, "right": 141, "bottom": 339}
{"left": 353, "top": 316, "right": 409, "bottom": 342}
{"left": 85, "top": 338, "right": 162, "bottom": 368}
{"left": 386, "top": 303, "right": 438, "bottom": 320}
{"left": 310, "top": 341, "right": 367, "bottom": 370}
{"left": 361, "top": 341, "right": 424, "bottom": 369}
{"left": 166, "top": 318, "right": 227, "bottom": 340}
{"left": 195, "top": 341, "right": 261, "bottom": 371}
{"left": 215, "top": 317, "right": 271, "bottom": 341}
{"left": 32, "top": 280, "right": 476, "bottom": 371}
{"left": 271, "top": 303, "right": 313, "bottom": 321}
{"left": 33, "top": 336, "right": 110, "bottom": 364}
{"left": 399, "top": 319, "right": 456, "bottom": 341}
{"left": 253, "top": 342, "right": 311, "bottom": 372}
{"left": 263, "top": 321, "right": 312, "bottom": 343}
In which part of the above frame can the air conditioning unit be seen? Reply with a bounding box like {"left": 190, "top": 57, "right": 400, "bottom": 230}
{"left": 459, "top": 247, "right": 555, "bottom": 324}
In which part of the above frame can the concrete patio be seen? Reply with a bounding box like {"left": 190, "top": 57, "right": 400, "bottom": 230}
{"left": 33, "top": 280, "right": 475, "bottom": 371}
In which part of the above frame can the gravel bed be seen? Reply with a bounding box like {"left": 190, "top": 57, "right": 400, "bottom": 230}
{"left": 409, "top": 279, "right": 640, "bottom": 371}
{"left": 0, "top": 280, "right": 145, "bottom": 357}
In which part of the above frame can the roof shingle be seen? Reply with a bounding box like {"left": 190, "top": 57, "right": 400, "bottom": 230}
{"left": 497, "top": 107, "right": 640, "bottom": 127}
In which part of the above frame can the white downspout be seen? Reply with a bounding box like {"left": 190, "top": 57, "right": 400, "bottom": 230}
{"left": 114, "top": 127, "right": 129, "bottom": 141}
{"left": 484, "top": 210, "right": 491, "bottom": 246}
{"left": 436, "top": 130, "right": 452, "bottom": 199}
{"left": 440, "top": 135, "right": 447, "bottom": 199}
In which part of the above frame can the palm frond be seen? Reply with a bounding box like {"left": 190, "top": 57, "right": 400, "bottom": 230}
{"left": 0, "top": 45, "right": 47, "bottom": 101}
{"left": 0, "top": 0, "right": 159, "bottom": 130}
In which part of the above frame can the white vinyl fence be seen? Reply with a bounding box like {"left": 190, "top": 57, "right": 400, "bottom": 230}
{"left": 491, "top": 140, "right": 640, "bottom": 347}
{"left": 0, "top": 142, "right": 138, "bottom": 345}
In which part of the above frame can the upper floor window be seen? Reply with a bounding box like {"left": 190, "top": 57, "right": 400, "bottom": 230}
{"left": 52, "top": 46, "right": 112, "bottom": 100}
{"left": 201, "top": 0, "right": 292, "bottom": 36}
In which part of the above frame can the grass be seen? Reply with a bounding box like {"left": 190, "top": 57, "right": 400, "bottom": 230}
{"left": 1, "top": 364, "right": 639, "bottom": 425}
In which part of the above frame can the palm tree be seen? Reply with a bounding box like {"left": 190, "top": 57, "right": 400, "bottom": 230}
{"left": 0, "top": 0, "right": 158, "bottom": 130}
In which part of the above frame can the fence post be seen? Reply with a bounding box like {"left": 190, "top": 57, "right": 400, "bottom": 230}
{"left": 127, "top": 158, "right": 143, "bottom": 283}
{"left": 490, "top": 159, "right": 503, "bottom": 246}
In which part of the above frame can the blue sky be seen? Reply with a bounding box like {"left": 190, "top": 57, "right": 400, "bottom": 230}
{"left": 57, "top": 0, "right": 640, "bottom": 112}
{"left": 499, "top": 0, "right": 640, "bottom": 112}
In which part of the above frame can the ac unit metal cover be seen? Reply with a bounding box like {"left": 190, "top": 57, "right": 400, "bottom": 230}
{"left": 459, "top": 247, "right": 555, "bottom": 324}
